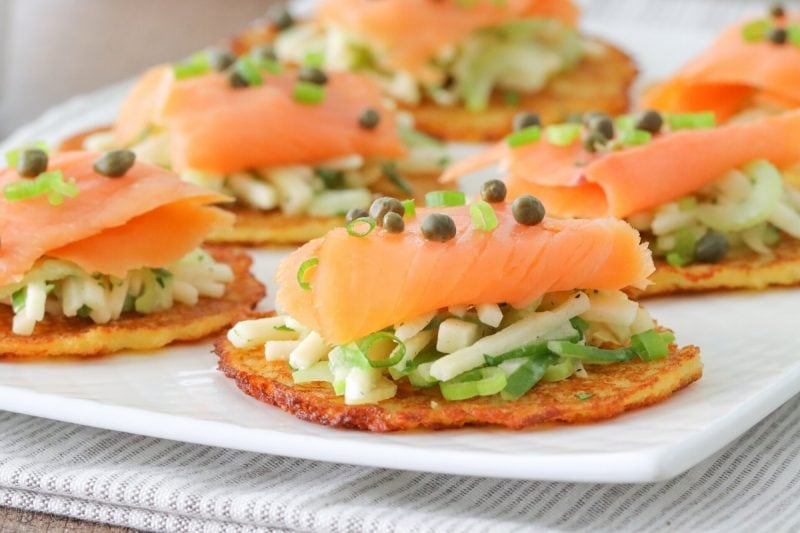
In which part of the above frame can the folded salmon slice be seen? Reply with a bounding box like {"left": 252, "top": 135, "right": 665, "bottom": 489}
{"left": 442, "top": 110, "right": 800, "bottom": 219}
{"left": 643, "top": 15, "right": 800, "bottom": 120}
{"left": 114, "top": 68, "right": 406, "bottom": 174}
{"left": 317, "top": 0, "right": 579, "bottom": 81}
{"left": 0, "top": 151, "right": 233, "bottom": 285}
{"left": 275, "top": 205, "right": 653, "bottom": 344}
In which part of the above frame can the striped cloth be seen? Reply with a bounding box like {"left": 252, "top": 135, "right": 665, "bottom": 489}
{"left": 2, "top": 394, "right": 800, "bottom": 532}
{"left": 3, "top": 0, "right": 800, "bottom": 531}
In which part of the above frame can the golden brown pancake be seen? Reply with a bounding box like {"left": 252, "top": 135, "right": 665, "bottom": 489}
{"left": 632, "top": 237, "right": 800, "bottom": 298}
{"left": 215, "top": 329, "right": 701, "bottom": 432}
{"left": 0, "top": 247, "right": 265, "bottom": 360}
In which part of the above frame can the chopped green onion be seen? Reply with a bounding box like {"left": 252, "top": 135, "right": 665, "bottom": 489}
{"left": 381, "top": 162, "right": 413, "bottom": 197}
{"left": 402, "top": 199, "right": 416, "bottom": 218}
{"left": 314, "top": 168, "right": 345, "bottom": 189}
{"left": 506, "top": 125, "right": 541, "bottom": 148}
{"left": 500, "top": 357, "right": 552, "bottom": 400}
{"left": 631, "top": 329, "right": 674, "bottom": 362}
{"left": 542, "top": 358, "right": 575, "bottom": 382}
{"left": 469, "top": 200, "right": 499, "bottom": 231}
{"left": 788, "top": 24, "right": 800, "bottom": 46}
{"left": 742, "top": 19, "right": 771, "bottom": 42}
{"left": 575, "top": 392, "right": 594, "bottom": 401}
{"left": 3, "top": 170, "right": 79, "bottom": 205}
{"left": 666, "top": 227, "right": 697, "bottom": 267}
{"left": 11, "top": 287, "right": 26, "bottom": 314}
{"left": 235, "top": 56, "right": 264, "bottom": 86}
{"left": 615, "top": 114, "right": 636, "bottom": 132}
{"left": 667, "top": 112, "right": 716, "bottom": 130}
{"left": 545, "top": 123, "right": 582, "bottom": 146}
{"left": 173, "top": 51, "right": 213, "bottom": 80}
{"left": 303, "top": 51, "right": 325, "bottom": 68}
{"left": 484, "top": 344, "right": 554, "bottom": 367}
{"left": 502, "top": 90, "right": 521, "bottom": 107}
{"left": 678, "top": 196, "right": 698, "bottom": 211}
{"left": 425, "top": 190, "right": 466, "bottom": 207}
{"left": 296, "top": 258, "right": 319, "bottom": 290}
{"left": 274, "top": 324, "right": 295, "bottom": 332}
{"left": 5, "top": 141, "right": 49, "bottom": 168}
{"left": 346, "top": 217, "right": 376, "bottom": 237}
{"left": 293, "top": 81, "right": 326, "bottom": 104}
{"left": 546, "top": 340, "right": 635, "bottom": 363}
{"left": 439, "top": 367, "right": 506, "bottom": 401}
{"left": 569, "top": 316, "right": 590, "bottom": 339}
{"left": 359, "top": 331, "right": 406, "bottom": 368}
{"left": 77, "top": 304, "right": 93, "bottom": 318}
{"left": 252, "top": 56, "right": 283, "bottom": 75}
{"left": 620, "top": 129, "right": 652, "bottom": 147}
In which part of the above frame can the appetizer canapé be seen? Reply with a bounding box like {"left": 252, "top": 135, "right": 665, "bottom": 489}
{"left": 644, "top": 5, "right": 800, "bottom": 122}
{"left": 0, "top": 147, "right": 264, "bottom": 358}
{"left": 84, "top": 49, "right": 449, "bottom": 244}
{"left": 215, "top": 185, "right": 701, "bottom": 431}
{"left": 234, "top": 0, "right": 637, "bottom": 141}
{"left": 443, "top": 110, "right": 800, "bottom": 296}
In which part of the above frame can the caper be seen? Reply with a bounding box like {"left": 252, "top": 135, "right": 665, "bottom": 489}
{"left": 694, "top": 232, "right": 729, "bottom": 263}
{"left": 588, "top": 115, "right": 614, "bottom": 140}
{"left": 269, "top": 5, "right": 294, "bottom": 31}
{"left": 298, "top": 66, "right": 328, "bottom": 85}
{"left": 512, "top": 111, "right": 541, "bottom": 131}
{"left": 345, "top": 208, "right": 369, "bottom": 223}
{"left": 480, "top": 179, "right": 507, "bottom": 203}
{"left": 93, "top": 150, "right": 136, "bottom": 178}
{"left": 634, "top": 110, "right": 663, "bottom": 134}
{"left": 511, "top": 195, "right": 545, "bottom": 225}
{"left": 769, "top": 27, "right": 788, "bottom": 45}
{"left": 16, "top": 149, "right": 48, "bottom": 177}
{"left": 208, "top": 48, "right": 236, "bottom": 71}
{"left": 369, "top": 197, "right": 405, "bottom": 225}
{"left": 770, "top": 3, "right": 785, "bottom": 17}
{"left": 229, "top": 70, "right": 249, "bottom": 88}
{"left": 582, "top": 131, "right": 606, "bottom": 153}
{"left": 421, "top": 213, "right": 456, "bottom": 242}
{"left": 358, "top": 107, "right": 381, "bottom": 130}
{"left": 250, "top": 44, "right": 277, "bottom": 62}
{"left": 383, "top": 212, "right": 405, "bottom": 233}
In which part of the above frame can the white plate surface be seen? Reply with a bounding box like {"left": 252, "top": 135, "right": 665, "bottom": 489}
{"left": 0, "top": 19, "right": 798, "bottom": 483}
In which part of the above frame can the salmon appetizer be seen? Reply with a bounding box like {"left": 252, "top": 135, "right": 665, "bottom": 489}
{"left": 215, "top": 185, "right": 701, "bottom": 431}
{"left": 233, "top": 0, "right": 637, "bottom": 141}
{"left": 0, "top": 146, "right": 264, "bottom": 359}
{"left": 643, "top": 4, "right": 800, "bottom": 123}
{"left": 443, "top": 109, "right": 800, "bottom": 296}
{"left": 84, "top": 47, "right": 449, "bottom": 244}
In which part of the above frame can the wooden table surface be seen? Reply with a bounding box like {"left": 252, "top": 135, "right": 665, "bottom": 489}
{"left": 0, "top": 507, "right": 134, "bottom": 532}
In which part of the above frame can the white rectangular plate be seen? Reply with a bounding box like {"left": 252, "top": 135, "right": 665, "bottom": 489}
{"left": 0, "top": 14, "right": 798, "bottom": 483}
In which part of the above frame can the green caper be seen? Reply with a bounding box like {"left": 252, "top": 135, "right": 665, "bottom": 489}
{"left": 582, "top": 131, "right": 606, "bottom": 153}
{"left": 588, "top": 115, "right": 614, "bottom": 140}
{"left": 298, "top": 66, "right": 328, "bottom": 85}
{"left": 358, "top": 107, "right": 381, "bottom": 130}
{"left": 769, "top": 27, "right": 788, "bottom": 44}
{"left": 208, "top": 48, "right": 236, "bottom": 71}
{"left": 16, "top": 149, "right": 48, "bottom": 177}
{"left": 634, "top": 110, "right": 663, "bottom": 134}
{"left": 345, "top": 208, "right": 369, "bottom": 223}
{"left": 93, "top": 150, "right": 136, "bottom": 178}
{"left": 421, "top": 213, "right": 457, "bottom": 242}
{"left": 383, "top": 212, "right": 405, "bottom": 233}
{"left": 480, "top": 179, "right": 507, "bottom": 203}
{"left": 694, "top": 232, "right": 729, "bottom": 263}
{"left": 369, "top": 197, "right": 405, "bottom": 225}
{"left": 511, "top": 195, "right": 545, "bottom": 225}
{"left": 770, "top": 3, "right": 785, "bottom": 17}
{"left": 512, "top": 112, "right": 541, "bottom": 131}
{"left": 229, "top": 70, "right": 249, "bottom": 89}
{"left": 269, "top": 5, "right": 294, "bottom": 31}
{"left": 250, "top": 44, "right": 277, "bottom": 62}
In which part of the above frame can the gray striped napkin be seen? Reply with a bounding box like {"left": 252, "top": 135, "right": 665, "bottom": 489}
{"left": 2, "top": 393, "right": 800, "bottom": 532}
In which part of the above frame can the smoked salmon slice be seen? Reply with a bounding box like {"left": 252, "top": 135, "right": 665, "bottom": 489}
{"left": 317, "top": 0, "right": 579, "bottom": 80}
{"left": 114, "top": 67, "right": 406, "bottom": 174}
{"left": 643, "top": 14, "right": 800, "bottom": 121}
{"left": 442, "top": 110, "right": 800, "bottom": 219}
{"left": 0, "top": 151, "right": 233, "bottom": 285}
{"left": 275, "top": 205, "right": 653, "bottom": 344}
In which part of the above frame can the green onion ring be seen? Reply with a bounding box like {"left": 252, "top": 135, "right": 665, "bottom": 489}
{"left": 425, "top": 190, "right": 466, "bottom": 208}
{"left": 469, "top": 200, "right": 499, "bottom": 231}
{"left": 359, "top": 331, "right": 406, "bottom": 368}
{"left": 346, "top": 217, "right": 376, "bottom": 237}
{"left": 296, "top": 258, "right": 319, "bottom": 290}
{"left": 440, "top": 367, "right": 507, "bottom": 401}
